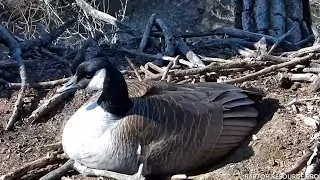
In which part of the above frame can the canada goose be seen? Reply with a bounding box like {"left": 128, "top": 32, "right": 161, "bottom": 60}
{"left": 57, "top": 58, "right": 261, "bottom": 179}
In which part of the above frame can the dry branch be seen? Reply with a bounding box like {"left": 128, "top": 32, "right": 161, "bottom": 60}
{"left": 125, "top": 57, "right": 142, "bottom": 81}
{"left": 212, "top": 27, "right": 298, "bottom": 51}
{"left": 39, "top": 159, "right": 74, "bottom": 180}
{"left": 192, "top": 38, "right": 256, "bottom": 49}
{"left": 161, "top": 59, "right": 175, "bottom": 81}
{"left": 155, "top": 18, "right": 175, "bottom": 57}
{"left": 4, "top": 78, "right": 71, "bottom": 90}
{"left": 268, "top": 25, "right": 296, "bottom": 54}
{"left": 145, "top": 59, "right": 270, "bottom": 81}
{"left": 120, "top": 48, "right": 194, "bottom": 68}
{"left": 177, "top": 38, "right": 205, "bottom": 67}
{"left": 0, "top": 152, "right": 67, "bottom": 180}
{"left": 0, "top": 25, "right": 27, "bottom": 131}
{"left": 288, "top": 43, "right": 320, "bottom": 58}
{"left": 199, "top": 56, "right": 233, "bottom": 63}
{"left": 138, "top": 14, "right": 156, "bottom": 53}
{"left": 75, "top": 0, "right": 139, "bottom": 36}
{"left": 222, "top": 54, "right": 315, "bottom": 84}
{"left": 296, "top": 35, "right": 315, "bottom": 48}
{"left": 140, "top": 65, "right": 156, "bottom": 77}
{"left": 27, "top": 90, "right": 76, "bottom": 123}
{"left": 145, "top": 62, "right": 163, "bottom": 73}
{"left": 73, "top": 162, "right": 145, "bottom": 180}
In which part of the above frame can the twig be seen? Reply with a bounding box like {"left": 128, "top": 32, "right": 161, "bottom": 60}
{"left": 268, "top": 25, "right": 296, "bottom": 55}
{"left": 39, "top": 159, "right": 74, "bottom": 180}
{"left": 75, "top": 0, "right": 139, "bottom": 36}
{"left": 296, "top": 35, "right": 315, "bottom": 48}
{"left": 4, "top": 78, "right": 71, "bottom": 90}
{"left": 222, "top": 54, "right": 315, "bottom": 84}
{"left": 288, "top": 44, "right": 320, "bottom": 58}
{"left": 198, "top": 55, "right": 233, "bottom": 63}
{"left": 140, "top": 65, "right": 156, "bottom": 77}
{"left": 73, "top": 162, "right": 145, "bottom": 180}
{"left": 27, "top": 90, "right": 76, "bottom": 123}
{"left": 138, "top": 14, "right": 156, "bottom": 52}
{"left": 119, "top": 48, "right": 194, "bottom": 68}
{"left": 145, "top": 62, "right": 163, "bottom": 73}
{"left": 161, "top": 60, "right": 175, "bottom": 81}
{"left": 0, "top": 25, "right": 27, "bottom": 131}
{"left": 0, "top": 152, "right": 67, "bottom": 180}
{"left": 154, "top": 18, "right": 175, "bottom": 56}
{"left": 231, "top": 44, "right": 259, "bottom": 58}
{"left": 212, "top": 27, "right": 298, "bottom": 51}
{"left": 177, "top": 38, "right": 205, "bottom": 67}
{"left": 125, "top": 57, "right": 142, "bottom": 81}
{"left": 192, "top": 38, "right": 256, "bottom": 49}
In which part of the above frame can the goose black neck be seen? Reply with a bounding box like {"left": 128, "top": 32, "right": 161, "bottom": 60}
{"left": 97, "top": 65, "right": 133, "bottom": 117}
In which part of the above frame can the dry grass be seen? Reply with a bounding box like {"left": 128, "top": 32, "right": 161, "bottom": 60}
{"left": 0, "top": 0, "right": 130, "bottom": 48}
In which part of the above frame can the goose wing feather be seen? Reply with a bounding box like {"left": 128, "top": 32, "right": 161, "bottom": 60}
{"left": 116, "top": 81, "right": 260, "bottom": 174}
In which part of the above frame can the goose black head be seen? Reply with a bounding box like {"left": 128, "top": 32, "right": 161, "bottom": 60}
{"left": 57, "top": 58, "right": 132, "bottom": 116}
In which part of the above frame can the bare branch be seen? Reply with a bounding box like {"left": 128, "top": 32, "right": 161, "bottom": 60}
{"left": 0, "top": 25, "right": 27, "bottom": 131}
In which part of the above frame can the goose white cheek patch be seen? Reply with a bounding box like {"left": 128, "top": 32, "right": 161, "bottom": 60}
{"left": 86, "top": 68, "right": 106, "bottom": 91}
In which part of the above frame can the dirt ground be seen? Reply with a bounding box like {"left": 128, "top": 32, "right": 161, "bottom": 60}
{"left": 0, "top": 45, "right": 319, "bottom": 180}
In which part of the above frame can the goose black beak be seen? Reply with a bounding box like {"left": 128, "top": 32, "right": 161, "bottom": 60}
{"left": 57, "top": 76, "right": 79, "bottom": 94}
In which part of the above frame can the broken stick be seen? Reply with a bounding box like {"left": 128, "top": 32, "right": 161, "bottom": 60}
{"left": 0, "top": 25, "right": 27, "bottom": 131}
{"left": 177, "top": 38, "right": 205, "bottom": 67}
{"left": 125, "top": 57, "right": 142, "bottom": 81}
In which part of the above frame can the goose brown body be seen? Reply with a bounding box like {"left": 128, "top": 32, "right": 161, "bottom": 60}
{"left": 59, "top": 59, "right": 261, "bottom": 177}
{"left": 122, "top": 81, "right": 258, "bottom": 175}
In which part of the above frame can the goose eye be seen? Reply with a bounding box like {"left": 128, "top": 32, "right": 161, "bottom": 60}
{"left": 85, "top": 74, "right": 92, "bottom": 79}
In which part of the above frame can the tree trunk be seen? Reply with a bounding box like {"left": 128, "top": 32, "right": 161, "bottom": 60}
{"left": 235, "top": 0, "right": 312, "bottom": 43}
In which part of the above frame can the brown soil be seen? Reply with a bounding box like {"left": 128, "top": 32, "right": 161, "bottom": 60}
{"left": 0, "top": 45, "right": 319, "bottom": 180}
